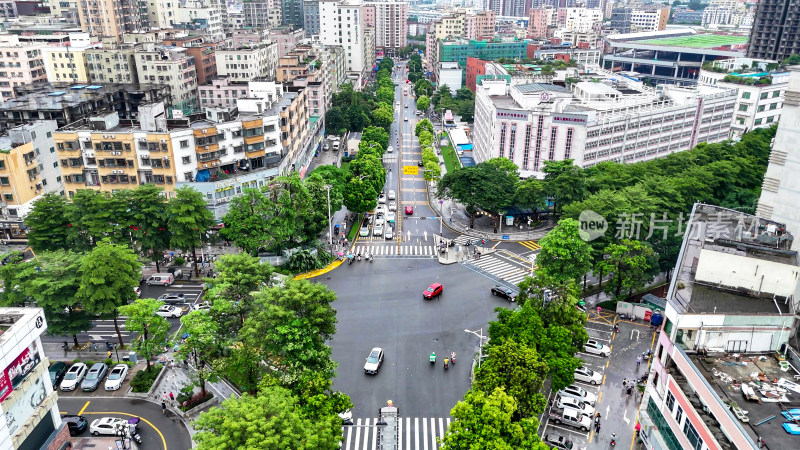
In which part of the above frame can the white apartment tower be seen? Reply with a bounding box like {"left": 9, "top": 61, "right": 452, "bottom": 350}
{"left": 319, "top": 0, "right": 368, "bottom": 77}
{"left": 366, "top": 1, "right": 408, "bottom": 55}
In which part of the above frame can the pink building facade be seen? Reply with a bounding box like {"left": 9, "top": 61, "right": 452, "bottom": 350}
{"left": 465, "top": 10, "right": 495, "bottom": 41}
{"left": 198, "top": 76, "right": 250, "bottom": 110}
{"left": 0, "top": 35, "right": 46, "bottom": 102}
{"left": 528, "top": 8, "right": 549, "bottom": 39}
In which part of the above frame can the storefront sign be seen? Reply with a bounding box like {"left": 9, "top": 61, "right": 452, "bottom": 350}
{"left": 4, "top": 376, "right": 47, "bottom": 435}
{"left": 496, "top": 110, "right": 528, "bottom": 121}
{"left": 553, "top": 114, "right": 587, "bottom": 125}
{"left": 1, "top": 345, "right": 41, "bottom": 403}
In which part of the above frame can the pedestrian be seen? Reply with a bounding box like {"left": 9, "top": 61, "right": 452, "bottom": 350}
{"left": 597, "top": 306, "right": 602, "bottom": 315}
{"left": 169, "top": 392, "right": 174, "bottom": 405}
{"left": 627, "top": 386, "right": 633, "bottom": 397}
{"left": 595, "top": 422, "right": 601, "bottom": 433}
{"left": 162, "top": 401, "right": 167, "bottom": 415}
{"left": 449, "top": 217, "right": 452, "bottom": 224}
{"left": 637, "top": 355, "right": 642, "bottom": 368}
{"left": 623, "top": 379, "right": 628, "bottom": 389}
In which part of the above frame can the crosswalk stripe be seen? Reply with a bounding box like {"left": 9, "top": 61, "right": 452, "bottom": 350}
{"left": 370, "top": 418, "right": 378, "bottom": 450}
{"left": 430, "top": 418, "right": 437, "bottom": 449}
{"left": 414, "top": 417, "right": 419, "bottom": 450}
{"left": 519, "top": 241, "right": 542, "bottom": 251}
{"left": 422, "top": 418, "right": 428, "bottom": 450}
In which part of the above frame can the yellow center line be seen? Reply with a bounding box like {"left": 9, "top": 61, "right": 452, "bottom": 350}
{"left": 77, "top": 401, "right": 90, "bottom": 415}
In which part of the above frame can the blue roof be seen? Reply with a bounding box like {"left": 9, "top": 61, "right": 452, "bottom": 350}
{"left": 459, "top": 156, "right": 475, "bottom": 167}
{"left": 86, "top": 85, "right": 103, "bottom": 90}
{"left": 71, "top": 85, "right": 87, "bottom": 90}
{"left": 47, "top": 91, "right": 66, "bottom": 96}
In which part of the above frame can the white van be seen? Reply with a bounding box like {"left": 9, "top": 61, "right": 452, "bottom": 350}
{"left": 146, "top": 273, "right": 175, "bottom": 286}
{"left": 387, "top": 145, "right": 393, "bottom": 153}
{"left": 332, "top": 141, "right": 340, "bottom": 151}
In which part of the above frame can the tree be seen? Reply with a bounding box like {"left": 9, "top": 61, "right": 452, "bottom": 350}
{"left": 220, "top": 188, "right": 272, "bottom": 255}
{"left": 25, "top": 193, "right": 73, "bottom": 252}
{"left": 241, "top": 279, "right": 338, "bottom": 391}
{"left": 67, "top": 189, "right": 121, "bottom": 250}
{"left": 118, "top": 298, "right": 170, "bottom": 372}
{"left": 438, "top": 158, "right": 518, "bottom": 227}
{"left": 596, "top": 239, "right": 655, "bottom": 299}
{"left": 440, "top": 388, "right": 548, "bottom": 450}
{"left": 0, "top": 252, "right": 28, "bottom": 307}
{"left": 177, "top": 310, "right": 220, "bottom": 397}
{"left": 414, "top": 79, "right": 433, "bottom": 97}
{"left": 343, "top": 176, "right": 378, "bottom": 214}
{"left": 129, "top": 184, "right": 171, "bottom": 272}
{"left": 76, "top": 240, "right": 142, "bottom": 347}
{"left": 376, "top": 86, "right": 394, "bottom": 104}
{"left": 349, "top": 154, "right": 386, "bottom": 195}
{"left": 536, "top": 218, "right": 593, "bottom": 285}
{"left": 169, "top": 186, "right": 214, "bottom": 276}
{"left": 305, "top": 174, "right": 344, "bottom": 240}
{"left": 542, "top": 160, "right": 588, "bottom": 215}
{"left": 415, "top": 119, "right": 434, "bottom": 137}
{"left": 324, "top": 106, "right": 348, "bottom": 135}
{"left": 193, "top": 387, "right": 341, "bottom": 450}
{"left": 418, "top": 130, "right": 433, "bottom": 147}
{"left": 432, "top": 84, "right": 452, "bottom": 108}
{"left": 14, "top": 250, "right": 92, "bottom": 346}
{"left": 205, "top": 253, "right": 273, "bottom": 334}
{"left": 372, "top": 102, "right": 394, "bottom": 129}
{"left": 346, "top": 103, "right": 369, "bottom": 131}
{"left": 360, "top": 126, "right": 389, "bottom": 151}
{"left": 416, "top": 95, "right": 430, "bottom": 111}
{"left": 458, "top": 99, "right": 475, "bottom": 123}
{"left": 474, "top": 340, "right": 549, "bottom": 419}
{"left": 455, "top": 87, "right": 475, "bottom": 102}
{"left": 513, "top": 178, "right": 545, "bottom": 213}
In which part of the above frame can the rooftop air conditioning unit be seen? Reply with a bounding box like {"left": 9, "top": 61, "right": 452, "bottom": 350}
{"left": 203, "top": 164, "right": 208, "bottom": 168}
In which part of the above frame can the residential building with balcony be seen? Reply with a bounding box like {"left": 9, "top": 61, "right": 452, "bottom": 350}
{"left": 215, "top": 42, "right": 279, "bottom": 84}
{"left": 175, "top": 0, "right": 225, "bottom": 43}
{"left": 162, "top": 36, "right": 221, "bottom": 85}
{"left": 0, "top": 82, "right": 172, "bottom": 131}
{"left": 748, "top": 0, "right": 800, "bottom": 61}
{"left": 303, "top": 0, "right": 320, "bottom": 36}
{"left": 702, "top": 0, "right": 755, "bottom": 28}
{"left": 243, "top": 0, "right": 271, "bottom": 29}
{"left": 268, "top": 26, "right": 305, "bottom": 59}
{"left": 319, "top": 0, "right": 370, "bottom": 80}
{"left": 365, "top": 1, "right": 407, "bottom": 56}
{"left": 0, "top": 35, "right": 47, "bottom": 103}
{"left": 472, "top": 70, "right": 736, "bottom": 178}
{"left": 198, "top": 76, "right": 250, "bottom": 110}
{"left": 134, "top": 44, "right": 198, "bottom": 115}
{"left": 698, "top": 59, "right": 787, "bottom": 138}
{"left": 609, "top": 5, "right": 670, "bottom": 34}
{"left": 0, "top": 308, "right": 69, "bottom": 450}
{"left": 77, "top": 0, "right": 146, "bottom": 41}
{"left": 277, "top": 47, "right": 319, "bottom": 83}
{"left": 638, "top": 203, "right": 799, "bottom": 450}
{"left": 85, "top": 46, "right": 138, "bottom": 84}
{"left": 0, "top": 121, "right": 61, "bottom": 226}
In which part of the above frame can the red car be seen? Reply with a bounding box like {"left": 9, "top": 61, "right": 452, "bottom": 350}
{"left": 423, "top": 283, "right": 443, "bottom": 299}
{"left": 405, "top": 206, "right": 414, "bottom": 215}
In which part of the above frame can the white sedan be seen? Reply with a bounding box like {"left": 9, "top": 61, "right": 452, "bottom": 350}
{"left": 584, "top": 339, "right": 611, "bottom": 357}
{"left": 155, "top": 305, "right": 183, "bottom": 318}
{"left": 386, "top": 211, "right": 396, "bottom": 222}
{"left": 90, "top": 417, "right": 129, "bottom": 436}
{"left": 104, "top": 364, "right": 129, "bottom": 391}
{"left": 574, "top": 366, "right": 603, "bottom": 385}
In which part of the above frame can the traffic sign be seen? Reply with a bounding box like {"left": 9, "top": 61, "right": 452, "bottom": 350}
{"left": 403, "top": 166, "right": 419, "bottom": 175}
{"left": 502, "top": 235, "right": 510, "bottom": 240}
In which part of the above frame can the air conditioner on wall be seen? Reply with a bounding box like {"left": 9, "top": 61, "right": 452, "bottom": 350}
{"left": 203, "top": 164, "right": 208, "bottom": 168}
{"left": 110, "top": 135, "right": 115, "bottom": 139}
{"left": 102, "top": 134, "right": 108, "bottom": 138}
{"left": 161, "top": 139, "right": 166, "bottom": 143}
{"left": 138, "top": 137, "right": 147, "bottom": 142}
{"left": 204, "top": 145, "right": 209, "bottom": 149}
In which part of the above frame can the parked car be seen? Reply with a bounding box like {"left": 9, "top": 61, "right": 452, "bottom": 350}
{"left": 490, "top": 285, "right": 516, "bottom": 302}
{"left": 158, "top": 293, "right": 185, "bottom": 303}
{"left": 375, "top": 205, "right": 387, "bottom": 216}
{"left": 155, "top": 304, "right": 183, "bottom": 318}
{"left": 556, "top": 395, "right": 595, "bottom": 416}
{"left": 90, "top": 417, "right": 129, "bottom": 436}
{"left": 49, "top": 361, "right": 69, "bottom": 389}
{"left": 62, "top": 415, "right": 88, "bottom": 436}
{"left": 386, "top": 211, "right": 396, "bottom": 222}
{"left": 388, "top": 190, "right": 396, "bottom": 200}
{"left": 104, "top": 364, "right": 129, "bottom": 391}
{"left": 423, "top": 283, "right": 443, "bottom": 299}
{"left": 360, "top": 225, "right": 370, "bottom": 237}
{"left": 573, "top": 366, "right": 602, "bottom": 385}
{"left": 378, "top": 193, "right": 387, "bottom": 204}
{"left": 558, "top": 384, "right": 597, "bottom": 406}
{"left": 373, "top": 224, "right": 384, "bottom": 237}
{"left": 61, "top": 363, "right": 88, "bottom": 391}
{"left": 81, "top": 363, "right": 108, "bottom": 391}
{"left": 388, "top": 201, "right": 397, "bottom": 211}
{"left": 385, "top": 228, "right": 394, "bottom": 240}
{"left": 584, "top": 339, "right": 611, "bottom": 357}
{"left": 364, "top": 347, "right": 385, "bottom": 374}
{"left": 548, "top": 408, "right": 591, "bottom": 432}
{"left": 544, "top": 433, "right": 574, "bottom": 450}
{"left": 194, "top": 301, "right": 212, "bottom": 311}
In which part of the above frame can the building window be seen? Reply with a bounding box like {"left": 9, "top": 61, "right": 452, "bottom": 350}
{"left": 773, "top": 91, "right": 780, "bottom": 98}
{"left": 683, "top": 421, "right": 703, "bottom": 450}
{"left": 766, "top": 116, "right": 774, "bottom": 123}
{"left": 499, "top": 122, "right": 507, "bottom": 158}
{"left": 738, "top": 104, "right": 748, "bottom": 112}
{"left": 757, "top": 105, "right": 765, "bottom": 112}
{"left": 508, "top": 124, "right": 516, "bottom": 159}
{"left": 565, "top": 128, "right": 574, "bottom": 159}
{"left": 760, "top": 92, "right": 768, "bottom": 100}
{"left": 666, "top": 391, "right": 675, "bottom": 412}
{"left": 0, "top": 176, "right": 8, "bottom": 185}
{"left": 675, "top": 405, "right": 684, "bottom": 425}
{"left": 3, "top": 193, "right": 11, "bottom": 201}
{"left": 755, "top": 118, "right": 762, "bottom": 125}
{"left": 741, "top": 91, "right": 751, "bottom": 99}
{"left": 770, "top": 103, "right": 778, "bottom": 110}
{"left": 533, "top": 116, "right": 544, "bottom": 171}
{"left": 522, "top": 124, "right": 532, "bottom": 170}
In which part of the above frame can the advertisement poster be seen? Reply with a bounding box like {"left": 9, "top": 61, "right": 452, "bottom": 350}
{"left": 4, "top": 376, "right": 47, "bottom": 435}
{"left": 0, "top": 343, "right": 41, "bottom": 403}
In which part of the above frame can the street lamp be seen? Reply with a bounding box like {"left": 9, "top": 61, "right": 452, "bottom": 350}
{"left": 464, "top": 328, "right": 488, "bottom": 368}
{"left": 324, "top": 184, "right": 333, "bottom": 246}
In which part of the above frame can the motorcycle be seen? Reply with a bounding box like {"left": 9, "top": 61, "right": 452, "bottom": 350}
{"left": 429, "top": 352, "right": 436, "bottom": 364}
{"left": 369, "top": 253, "right": 373, "bottom": 263}
{"left": 444, "top": 358, "right": 449, "bottom": 370}
{"left": 611, "top": 433, "right": 616, "bottom": 446}
{"left": 357, "top": 253, "right": 362, "bottom": 262}
{"left": 62, "top": 342, "right": 69, "bottom": 351}
{"left": 450, "top": 352, "right": 456, "bottom": 365}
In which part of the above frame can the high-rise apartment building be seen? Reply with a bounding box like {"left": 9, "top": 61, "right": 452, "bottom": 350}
{"left": 243, "top": 0, "right": 271, "bottom": 29}
{"left": 85, "top": 46, "right": 138, "bottom": 84}
{"left": 365, "top": 1, "right": 408, "bottom": 56}
{"left": 134, "top": 44, "right": 198, "bottom": 114}
{"left": 464, "top": 10, "right": 495, "bottom": 40}
{"left": 77, "top": 0, "right": 145, "bottom": 41}
{"left": 282, "top": 0, "right": 305, "bottom": 28}
{"left": 0, "top": 35, "right": 47, "bottom": 103}
{"left": 303, "top": 0, "right": 321, "bottom": 36}
{"left": 215, "top": 42, "right": 279, "bottom": 84}
{"left": 268, "top": 26, "right": 305, "bottom": 58}
{"left": 528, "top": 8, "right": 550, "bottom": 38}
{"left": 175, "top": 0, "right": 225, "bottom": 42}
{"left": 319, "top": 0, "right": 369, "bottom": 79}
{"left": 610, "top": 5, "right": 669, "bottom": 33}
{"left": 748, "top": 0, "right": 800, "bottom": 61}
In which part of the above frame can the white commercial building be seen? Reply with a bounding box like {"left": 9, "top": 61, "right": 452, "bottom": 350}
{"left": 562, "top": 7, "right": 603, "bottom": 33}
{"left": 366, "top": 1, "right": 408, "bottom": 55}
{"left": 175, "top": 0, "right": 225, "bottom": 42}
{"left": 319, "top": 0, "right": 369, "bottom": 79}
{"left": 473, "top": 71, "right": 736, "bottom": 178}
{"left": 757, "top": 66, "right": 800, "bottom": 251}
{"left": 0, "top": 308, "right": 65, "bottom": 450}
{"left": 215, "top": 42, "right": 279, "bottom": 83}
{"left": 698, "top": 61, "right": 787, "bottom": 138}
{"left": 437, "top": 62, "right": 462, "bottom": 91}
{"left": 702, "top": 0, "right": 755, "bottom": 28}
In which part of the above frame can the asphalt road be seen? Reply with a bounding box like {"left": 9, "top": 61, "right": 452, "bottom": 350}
{"left": 323, "top": 257, "right": 513, "bottom": 419}
{"left": 58, "top": 397, "right": 191, "bottom": 450}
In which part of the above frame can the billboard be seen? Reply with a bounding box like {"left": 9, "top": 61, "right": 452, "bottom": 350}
{"left": 3, "top": 375, "right": 47, "bottom": 435}
{"left": 0, "top": 344, "right": 42, "bottom": 403}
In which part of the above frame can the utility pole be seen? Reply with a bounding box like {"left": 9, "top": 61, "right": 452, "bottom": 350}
{"left": 325, "top": 184, "right": 332, "bottom": 246}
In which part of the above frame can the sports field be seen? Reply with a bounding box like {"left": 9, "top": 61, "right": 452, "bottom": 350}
{"left": 632, "top": 34, "right": 749, "bottom": 48}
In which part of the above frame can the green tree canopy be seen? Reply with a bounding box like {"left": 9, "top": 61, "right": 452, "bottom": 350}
{"left": 25, "top": 193, "right": 73, "bottom": 252}
{"left": 437, "top": 158, "right": 518, "bottom": 227}
{"left": 118, "top": 298, "right": 170, "bottom": 372}
{"left": 416, "top": 95, "right": 430, "bottom": 111}
{"left": 536, "top": 218, "right": 593, "bottom": 285}
{"left": 361, "top": 126, "right": 389, "bottom": 151}
{"left": 169, "top": 186, "right": 214, "bottom": 275}
{"left": 596, "top": 239, "right": 655, "bottom": 299}
{"left": 474, "top": 340, "right": 549, "bottom": 418}
{"left": 372, "top": 102, "right": 394, "bottom": 129}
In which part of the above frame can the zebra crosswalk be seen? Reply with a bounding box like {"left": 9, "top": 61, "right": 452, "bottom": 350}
{"left": 519, "top": 240, "right": 542, "bottom": 251}
{"left": 353, "top": 244, "right": 437, "bottom": 257}
{"left": 342, "top": 417, "right": 450, "bottom": 450}
{"left": 463, "top": 253, "right": 532, "bottom": 286}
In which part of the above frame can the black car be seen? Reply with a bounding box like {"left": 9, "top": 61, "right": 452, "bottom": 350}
{"left": 62, "top": 415, "right": 88, "bottom": 436}
{"left": 544, "top": 433, "right": 574, "bottom": 450}
{"left": 490, "top": 285, "right": 517, "bottom": 302}
{"left": 48, "top": 362, "right": 69, "bottom": 389}
{"left": 417, "top": 160, "right": 424, "bottom": 166}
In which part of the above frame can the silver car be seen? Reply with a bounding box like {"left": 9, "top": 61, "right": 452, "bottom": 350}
{"left": 81, "top": 363, "right": 108, "bottom": 392}
{"left": 364, "top": 347, "right": 384, "bottom": 374}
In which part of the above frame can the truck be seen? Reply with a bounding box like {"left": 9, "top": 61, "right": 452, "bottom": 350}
{"left": 548, "top": 407, "right": 591, "bottom": 432}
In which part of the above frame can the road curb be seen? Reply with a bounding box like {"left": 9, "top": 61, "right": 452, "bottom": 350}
{"left": 293, "top": 260, "right": 343, "bottom": 280}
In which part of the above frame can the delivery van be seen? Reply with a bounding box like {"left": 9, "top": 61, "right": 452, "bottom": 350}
{"left": 146, "top": 273, "right": 175, "bottom": 286}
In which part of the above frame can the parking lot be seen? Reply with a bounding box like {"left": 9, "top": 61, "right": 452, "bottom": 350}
{"left": 538, "top": 310, "right": 658, "bottom": 448}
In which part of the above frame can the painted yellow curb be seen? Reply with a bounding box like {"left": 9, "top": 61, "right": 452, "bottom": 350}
{"left": 294, "top": 259, "right": 344, "bottom": 280}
